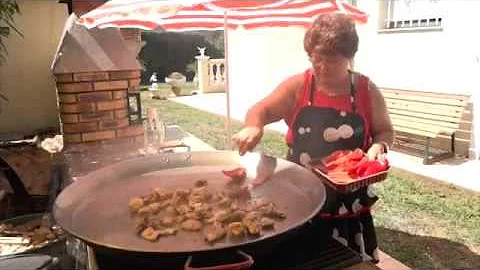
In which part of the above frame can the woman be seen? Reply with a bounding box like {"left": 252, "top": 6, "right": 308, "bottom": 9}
{"left": 232, "top": 13, "right": 394, "bottom": 262}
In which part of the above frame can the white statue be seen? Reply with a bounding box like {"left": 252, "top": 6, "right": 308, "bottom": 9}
{"left": 148, "top": 72, "right": 160, "bottom": 92}
{"left": 197, "top": 46, "right": 206, "bottom": 58}
{"left": 149, "top": 72, "right": 158, "bottom": 83}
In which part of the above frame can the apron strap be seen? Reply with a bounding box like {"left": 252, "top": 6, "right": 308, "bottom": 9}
{"left": 309, "top": 72, "right": 315, "bottom": 106}
{"left": 349, "top": 70, "right": 357, "bottom": 113}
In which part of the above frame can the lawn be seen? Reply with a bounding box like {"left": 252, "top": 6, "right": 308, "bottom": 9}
{"left": 141, "top": 95, "right": 480, "bottom": 269}
{"left": 139, "top": 82, "right": 198, "bottom": 97}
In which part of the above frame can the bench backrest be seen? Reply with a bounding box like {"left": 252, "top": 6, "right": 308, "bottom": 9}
{"left": 381, "top": 88, "right": 470, "bottom": 138}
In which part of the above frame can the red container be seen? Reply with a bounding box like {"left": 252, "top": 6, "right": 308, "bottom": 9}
{"left": 308, "top": 159, "right": 390, "bottom": 194}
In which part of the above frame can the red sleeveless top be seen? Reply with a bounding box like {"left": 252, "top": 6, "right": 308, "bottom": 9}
{"left": 285, "top": 69, "right": 373, "bottom": 150}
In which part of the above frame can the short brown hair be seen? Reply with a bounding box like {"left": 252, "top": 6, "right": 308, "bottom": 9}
{"left": 304, "top": 13, "right": 359, "bottom": 59}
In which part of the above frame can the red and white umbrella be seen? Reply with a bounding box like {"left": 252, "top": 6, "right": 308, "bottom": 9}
{"left": 77, "top": 0, "right": 368, "bottom": 149}
{"left": 78, "top": 0, "right": 367, "bottom": 30}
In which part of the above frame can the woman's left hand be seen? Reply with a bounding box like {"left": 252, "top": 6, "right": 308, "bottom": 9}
{"left": 366, "top": 143, "right": 386, "bottom": 161}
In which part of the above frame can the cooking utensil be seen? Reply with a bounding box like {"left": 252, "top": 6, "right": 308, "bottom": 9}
{"left": 53, "top": 151, "right": 326, "bottom": 269}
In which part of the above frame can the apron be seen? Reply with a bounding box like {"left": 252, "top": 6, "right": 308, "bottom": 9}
{"left": 286, "top": 70, "right": 380, "bottom": 262}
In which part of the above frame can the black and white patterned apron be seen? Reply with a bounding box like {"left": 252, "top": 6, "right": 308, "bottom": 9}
{"left": 286, "top": 71, "right": 380, "bottom": 262}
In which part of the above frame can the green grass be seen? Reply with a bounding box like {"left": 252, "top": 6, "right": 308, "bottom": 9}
{"left": 140, "top": 82, "right": 198, "bottom": 97}
{"left": 141, "top": 93, "right": 288, "bottom": 157}
{"left": 142, "top": 96, "right": 480, "bottom": 269}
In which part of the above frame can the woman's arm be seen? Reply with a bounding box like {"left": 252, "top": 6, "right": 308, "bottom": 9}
{"left": 367, "top": 80, "right": 394, "bottom": 157}
{"left": 245, "top": 74, "right": 303, "bottom": 128}
{"left": 233, "top": 73, "right": 303, "bottom": 155}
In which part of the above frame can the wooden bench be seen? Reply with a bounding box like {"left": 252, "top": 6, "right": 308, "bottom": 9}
{"left": 381, "top": 88, "right": 471, "bottom": 164}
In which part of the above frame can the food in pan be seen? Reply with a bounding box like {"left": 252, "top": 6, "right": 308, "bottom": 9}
{"left": 128, "top": 169, "right": 286, "bottom": 245}
{"left": 0, "top": 214, "right": 65, "bottom": 256}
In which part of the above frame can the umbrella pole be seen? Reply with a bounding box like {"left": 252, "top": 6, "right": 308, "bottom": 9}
{"left": 223, "top": 11, "right": 232, "bottom": 150}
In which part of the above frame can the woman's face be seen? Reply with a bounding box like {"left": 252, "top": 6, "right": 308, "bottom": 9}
{"left": 310, "top": 53, "right": 351, "bottom": 77}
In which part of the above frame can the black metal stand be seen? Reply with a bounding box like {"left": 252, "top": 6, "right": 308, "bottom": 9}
{"left": 127, "top": 91, "right": 143, "bottom": 125}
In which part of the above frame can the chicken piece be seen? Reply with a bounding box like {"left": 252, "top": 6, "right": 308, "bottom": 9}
{"left": 242, "top": 212, "right": 262, "bottom": 236}
{"left": 138, "top": 202, "right": 162, "bottom": 215}
{"left": 211, "top": 192, "right": 226, "bottom": 202}
{"left": 134, "top": 216, "right": 148, "bottom": 234}
{"left": 166, "top": 206, "right": 176, "bottom": 215}
{"left": 158, "top": 227, "right": 178, "bottom": 236}
{"left": 148, "top": 202, "right": 162, "bottom": 214}
{"left": 189, "top": 186, "right": 211, "bottom": 203}
{"left": 226, "top": 186, "right": 251, "bottom": 199}
{"left": 212, "top": 209, "right": 231, "bottom": 223}
{"left": 175, "top": 188, "right": 191, "bottom": 197}
{"left": 31, "top": 233, "right": 48, "bottom": 245}
{"left": 153, "top": 188, "right": 173, "bottom": 201}
{"left": 259, "top": 203, "right": 286, "bottom": 220}
{"left": 176, "top": 215, "right": 187, "bottom": 223}
{"left": 216, "top": 197, "right": 232, "bottom": 208}
{"left": 158, "top": 200, "right": 171, "bottom": 209}
{"left": 145, "top": 215, "right": 164, "bottom": 230}
{"left": 46, "top": 233, "right": 57, "bottom": 240}
{"left": 227, "top": 222, "right": 245, "bottom": 237}
{"left": 129, "top": 196, "right": 145, "bottom": 212}
{"left": 191, "top": 203, "right": 212, "bottom": 219}
{"left": 223, "top": 211, "right": 246, "bottom": 223}
{"left": 34, "top": 226, "right": 52, "bottom": 235}
{"left": 161, "top": 216, "right": 176, "bottom": 227}
{"left": 175, "top": 205, "right": 191, "bottom": 215}
{"left": 244, "top": 211, "right": 262, "bottom": 221}
{"left": 245, "top": 198, "right": 269, "bottom": 212}
{"left": 243, "top": 219, "right": 261, "bottom": 236}
{"left": 141, "top": 227, "right": 161, "bottom": 242}
{"left": 171, "top": 189, "right": 191, "bottom": 205}
{"left": 230, "top": 202, "right": 240, "bottom": 211}
{"left": 142, "top": 192, "right": 158, "bottom": 204}
{"left": 185, "top": 212, "right": 202, "bottom": 220}
{"left": 194, "top": 179, "right": 208, "bottom": 187}
{"left": 137, "top": 206, "right": 151, "bottom": 215}
{"left": 181, "top": 219, "right": 203, "bottom": 231}
{"left": 189, "top": 201, "right": 203, "bottom": 209}
{"left": 204, "top": 223, "right": 226, "bottom": 243}
{"left": 260, "top": 217, "right": 275, "bottom": 229}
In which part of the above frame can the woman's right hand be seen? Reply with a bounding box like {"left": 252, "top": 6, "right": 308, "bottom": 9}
{"left": 232, "top": 127, "right": 263, "bottom": 156}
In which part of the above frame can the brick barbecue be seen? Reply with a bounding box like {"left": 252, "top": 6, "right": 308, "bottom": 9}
{"left": 51, "top": 14, "right": 144, "bottom": 144}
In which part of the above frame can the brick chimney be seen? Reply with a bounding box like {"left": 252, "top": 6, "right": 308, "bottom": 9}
{"left": 51, "top": 14, "right": 144, "bottom": 145}
{"left": 67, "top": 0, "right": 143, "bottom": 55}
{"left": 71, "top": 0, "right": 107, "bottom": 17}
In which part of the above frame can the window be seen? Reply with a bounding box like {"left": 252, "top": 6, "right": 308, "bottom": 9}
{"left": 381, "top": 0, "right": 443, "bottom": 30}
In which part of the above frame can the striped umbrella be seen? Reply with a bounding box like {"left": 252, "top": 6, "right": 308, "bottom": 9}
{"left": 78, "top": 0, "right": 368, "bottom": 30}
{"left": 77, "top": 0, "right": 368, "bottom": 149}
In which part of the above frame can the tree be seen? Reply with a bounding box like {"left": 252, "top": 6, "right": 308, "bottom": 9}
{"left": 0, "top": 0, "right": 22, "bottom": 65}
{"left": 139, "top": 31, "right": 225, "bottom": 83}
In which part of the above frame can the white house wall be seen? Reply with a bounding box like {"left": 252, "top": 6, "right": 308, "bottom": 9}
{"left": 227, "top": 27, "right": 310, "bottom": 133}
{"left": 355, "top": 0, "right": 479, "bottom": 94}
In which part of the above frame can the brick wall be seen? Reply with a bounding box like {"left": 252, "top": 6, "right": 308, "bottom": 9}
{"left": 71, "top": 1, "right": 107, "bottom": 16}
{"left": 120, "top": 29, "right": 142, "bottom": 43}
{"left": 55, "top": 70, "right": 144, "bottom": 144}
